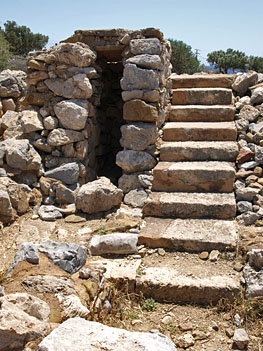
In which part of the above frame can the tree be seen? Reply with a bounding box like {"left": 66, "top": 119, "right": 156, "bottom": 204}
{"left": 1, "top": 21, "right": 49, "bottom": 56}
{"left": 248, "top": 56, "right": 263, "bottom": 73}
{"left": 207, "top": 48, "right": 248, "bottom": 73}
{"left": 0, "top": 30, "right": 12, "bottom": 70}
{"left": 169, "top": 39, "right": 201, "bottom": 74}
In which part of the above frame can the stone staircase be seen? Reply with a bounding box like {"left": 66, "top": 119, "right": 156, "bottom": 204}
{"left": 136, "top": 74, "right": 241, "bottom": 305}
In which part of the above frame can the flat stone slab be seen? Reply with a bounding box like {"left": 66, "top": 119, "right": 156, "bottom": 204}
{"left": 143, "top": 192, "right": 236, "bottom": 219}
{"left": 139, "top": 217, "right": 238, "bottom": 252}
{"left": 84, "top": 256, "right": 141, "bottom": 291}
{"left": 136, "top": 265, "right": 240, "bottom": 305}
{"left": 170, "top": 73, "right": 234, "bottom": 89}
{"left": 172, "top": 88, "right": 233, "bottom": 105}
{"left": 38, "top": 317, "right": 177, "bottom": 351}
{"left": 163, "top": 121, "right": 237, "bottom": 141}
{"left": 169, "top": 105, "right": 235, "bottom": 122}
{"left": 160, "top": 141, "right": 238, "bottom": 162}
{"left": 152, "top": 161, "right": 235, "bottom": 192}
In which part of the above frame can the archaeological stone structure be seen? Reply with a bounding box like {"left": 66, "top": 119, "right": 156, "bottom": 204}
{"left": 0, "top": 28, "right": 171, "bottom": 222}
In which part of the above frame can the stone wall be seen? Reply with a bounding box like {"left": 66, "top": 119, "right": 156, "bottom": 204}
{"left": 233, "top": 71, "right": 263, "bottom": 225}
{"left": 0, "top": 28, "right": 171, "bottom": 223}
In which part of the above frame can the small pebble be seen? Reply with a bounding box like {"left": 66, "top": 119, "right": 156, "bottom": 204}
{"left": 225, "top": 327, "right": 234, "bottom": 338}
{"left": 199, "top": 251, "right": 209, "bottom": 260}
{"left": 161, "top": 315, "right": 173, "bottom": 325}
{"left": 209, "top": 250, "right": 220, "bottom": 262}
{"left": 158, "top": 248, "right": 166, "bottom": 256}
{"left": 179, "top": 322, "right": 193, "bottom": 332}
{"left": 233, "top": 262, "right": 244, "bottom": 272}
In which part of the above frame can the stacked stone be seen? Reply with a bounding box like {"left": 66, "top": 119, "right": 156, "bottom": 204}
{"left": 117, "top": 31, "right": 172, "bottom": 207}
{"left": 233, "top": 71, "right": 263, "bottom": 225}
{"left": 0, "top": 69, "right": 26, "bottom": 117}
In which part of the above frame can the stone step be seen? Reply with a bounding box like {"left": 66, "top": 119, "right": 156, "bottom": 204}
{"left": 171, "top": 73, "right": 234, "bottom": 89}
{"left": 138, "top": 217, "right": 238, "bottom": 252}
{"left": 163, "top": 121, "right": 237, "bottom": 141}
{"left": 160, "top": 141, "right": 238, "bottom": 162}
{"left": 169, "top": 105, "right": 235, "bottom": 122}
{"left": 142, "top": 192, "right": 236, "bottom": 219}
{"left": 172, "top": 88, "right": 233, "bottom": 105}
{"left": 85, "top": 253, "right": 241, "bottom": 305}
{"left": 152, "top": 161, "right": 235, "bottom": 192}
{"left": 135, "top": 257, "right": 241, "bottom": 305}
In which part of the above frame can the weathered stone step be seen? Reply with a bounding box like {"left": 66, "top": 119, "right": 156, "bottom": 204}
{"left": 169, "top": 105, "right": 235, "bottom": 122}
{"left": 160, "top": 141, "right": 238, "bottom": 162}
{"left": 138, "top": 217, "right": 238, "bottom": 252}
{"left": 86, "top": 253, "right": 241, "bottom": 305}
{"left": 152, "top": 161, "right": 235, "bottom": 192}
{"left": 142, "top": 192, "right": 236, "bottom": 219}
{"left": 172, "top": 88, "right": 233, "bottom": 105}
{"left": 135, "top": 259, "right": 240, "bottom": 305}
{"left": 171, "top": 73, "right": 234, "bottom": 89}
{"left": 163, "top": 121, "right": 237, "bottom": 141}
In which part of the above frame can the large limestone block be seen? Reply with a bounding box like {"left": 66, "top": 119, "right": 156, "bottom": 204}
{"left": 45, "top": 162, "right": 80, "bottom": 185}
{"left": 120, "top": 122, "right": 158, "bottom": 151}
{"left": 232, "top": 71, "right": 258, "bottom": 95}
{"left": 0, "top": 69, "right": 26, "bottom": 98}
{"left": 45, "top": 74, "right": 92, "bottom": 99}
{"left": 138, "top": 217, "right": 238, "bottom": 252}
{"left": 123, "top": 99, "right": 158, "bottom": 122}
{"left": 136, "top": 266, "right": 240, "bottom": 304}
{"left": 38, "top": 317, "right": 177, "bottom": 351}
{"left": 20, "top": 109, "right": 44, "bottom": 133}
{"left": 26, "top": 70, "right": 49, "bottom": 85}
{"left": 143, "top": 192, "right": 236, "bottom": 219}
{"left": 76, "top": 177, "right": 123, "bottom": 214}
{"left": 54, "top": 99, "right": 89, "bottom": 130}
{"left": 1, "top": 110, "right": 19, "bottom": 130}
{"left": 116, "top": 150, "right": 157, "bottom": 173}
{"left": 47, "top": 128, "right": 84, "bottom": 146}
{"left": 89, "top": 233, "right": 138, "bottom": 255}
{"left": 34, "top": 42, "right": 97, "bottom": 67}
{"left": 250, "top": 86, "right": 263, "bottom": 105}
{"left": 163, "top": 121, "right": 237, "bottom": 142}
{"left": 4, "top": 139, "right": 42, "bottom": 172}
{"left": 126, "top": 54, "right": 162, "bottom": 70}
{"left": 172, "top": 88, "right": 232, "bottom": 105}
{"left": 160, "top": 141, "right": 238, "bottom": 162}
{"left": 169, "top": 105, "right": 235, "bottom": 122}
{"left": 152, "top": 161, "right": 235, "bottom": 192}
{"left": 0, "top": 186, "right": 15, "bottom": 223}
{"left": 171, "top": 73, "right": 234, "bottom": 89}
{"left": 121, "top": 64, "right": 159, "bottom": 91}
{"left": 130, "top": 38, "right": 162, "bottom": 55}
{"left": 0, "top": 293, "right": 50, "bottom": 351}
{"left": 122, "top": 89, "right": 160, "bottom": 103}
{"left": 243, "top": 249, "right": 263, "bottom": 297}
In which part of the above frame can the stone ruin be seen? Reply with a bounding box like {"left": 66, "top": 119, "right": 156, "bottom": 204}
{"left": 0, "top": 28, "right": 172, "bottom": 223}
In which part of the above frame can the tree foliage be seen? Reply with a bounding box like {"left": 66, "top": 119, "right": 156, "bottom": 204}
{"left": 207, "top": 48, "right": 248, "bottom": 73}
{"left": 169, "top": 39, "right": 201, "bottom": 74}
{"left": 248, "top": 56, "right": 263, "bottom": 73}
{"left": 0, "top": 30, "right": 12, "bottom": 70}
{"left": 1, "top": 21, "right": 49, "bottom": 57}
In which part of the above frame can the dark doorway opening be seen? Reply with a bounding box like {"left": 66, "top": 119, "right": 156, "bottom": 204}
{"left": 96, "top": 59, "right": 124, "bottom": 185}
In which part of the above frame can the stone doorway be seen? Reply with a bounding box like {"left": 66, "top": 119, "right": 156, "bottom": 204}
{"left": 62, "top": 29, "right": 132, "bottom": 185}
{"left": 96, "top": 60, "right": 124, "bottom": 185}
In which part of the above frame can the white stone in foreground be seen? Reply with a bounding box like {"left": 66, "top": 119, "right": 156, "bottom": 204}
{"left": 38, "top": 317, "right": 177, "bottom": 351}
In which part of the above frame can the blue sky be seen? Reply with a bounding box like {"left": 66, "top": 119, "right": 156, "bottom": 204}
{"left": 1, "top": 0, "right": 262, "bottom": 63}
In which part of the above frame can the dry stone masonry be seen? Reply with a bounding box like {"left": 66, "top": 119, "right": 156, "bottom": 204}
{"left": 233, "top": 71, "right": 263, "bottom": 225}
{"left": 0, "top": 28, "right": 171, "bottom": 222}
